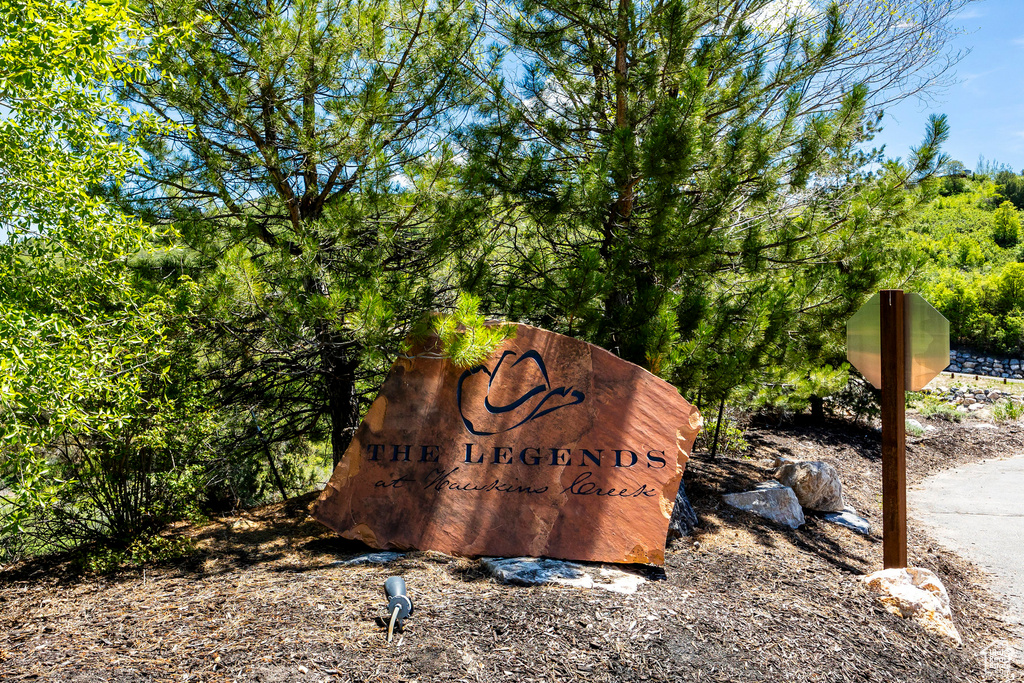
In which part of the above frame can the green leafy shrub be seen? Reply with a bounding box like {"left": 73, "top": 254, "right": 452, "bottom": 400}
{"left": 993, "top": 400, "right": 1024, "bottom": 423}
{"left": 905, "top": 420, "right": 925, "bottom": 437}
{"left": 79, "top": 535, "right": 196, "bottom": 574}
{"left": 695, "top": 416, "right": 748, "bottom": 455}
{"left": 0, "top": 320, "right": 217, "bottom": 562}
{"left": 911, "top": 182, "right": 1024, "bottom": 356}
{"left": 825, "top": 378, "right": 880, "bottom": 424}
{"left": 918, "top": 400, "right": 963, "bottom": 422}
{"left": 993, "top": 201, "right": 1021, "bottom": 247}
{"left": 206, "top": 431, "right": 329, "bottom": 510}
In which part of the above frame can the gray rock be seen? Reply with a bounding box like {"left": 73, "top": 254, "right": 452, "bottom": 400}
{"left": 667, "top": 479, "right": 698, "bottom": 539}
{"left": 968, "top": 403, "right": 986, "bottom": 412}
{"left": 822, "top": 507, "right": 872, "bottom": 535}
{"left": 334, "top": 551, "right": 404, "bottom": 566}
{"left": 480, "top": 557, "right": 645, "bottom": 594}
{"left": 906, "top": 419, "right": 924, "bottom": 431}
{"left": 774, "top": 461, "right": 845, "bottom": 512}
{"left": 722, "top": 482, "right": 805, "bottom": 529}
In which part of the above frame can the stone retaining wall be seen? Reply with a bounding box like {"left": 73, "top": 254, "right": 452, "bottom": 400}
{"left": 946, "top": 349, "right": 1024, "bottom": 379}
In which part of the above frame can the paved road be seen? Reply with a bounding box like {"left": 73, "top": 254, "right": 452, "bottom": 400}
{"left": 909, "top": 455, "right": 1024, "bottom": 626}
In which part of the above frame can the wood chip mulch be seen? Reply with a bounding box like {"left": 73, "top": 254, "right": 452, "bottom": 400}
{"left": 1, "top": 414, "right": 1022, "bottom": 682}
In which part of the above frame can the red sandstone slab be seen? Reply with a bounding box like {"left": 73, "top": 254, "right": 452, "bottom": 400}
{"left": 312, "top": 324, "right": 702, "bottom": 565}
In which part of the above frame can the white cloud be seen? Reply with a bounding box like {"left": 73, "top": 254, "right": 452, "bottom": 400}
{"left": 955, "top": 8, "right": 984, "bottom": 20}
{"left": 958, "top": 68, "right": 998, "bottom": 95}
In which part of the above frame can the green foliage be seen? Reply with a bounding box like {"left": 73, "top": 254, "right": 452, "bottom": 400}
{"left": 919, "top": 260, "right": 1024, "bottom": 354}
{"left": 905, "top": 420, "right": 925, "bottom": 437}
{"left": 694, "top": 416, "right": 748, "bottom": 455}
{"left": 2, "top": 0, "right": 152, "bottom": 229}
{"left": 917, "top": 398, "right": 963, "bottom": 423}
{"left": 826, "top": 378, "right": 881, "bottom": 424}
{"left": 906, "top": 188, "right": 1006, "bottom": 270}
{"left": 938, "top": 161, "right": 969, "bottom": 196}
{"left": 419, "top": 294, "right": 517, "bottom": 369}
{"left": 78, "top": 535, "right": 196, "bottom": 574}
{"left": 992, "top": 201, "right": 1021, "bottom": 247}
{"left": 208, "top": 434, "right": 329, "bottom": 510}
{"left": 904, "top": 178, "right": 1024, "bottom": 355}
{"left": 993, "top": 399, "right": 1024, "bottom": 423}
{"left": 0, "top": 280, "right": 216, "bottom": 559}
{"left": 0, "top": 0, "right": 207, "bottom": 561}
{"left": 121, "top": 0, "right": 491, "bottom": 467}
{"left": 459, "top": 0, "right": 960, "bottom": 414}
{"left": 744, "top": 365, "right": 852, "bottom": 414}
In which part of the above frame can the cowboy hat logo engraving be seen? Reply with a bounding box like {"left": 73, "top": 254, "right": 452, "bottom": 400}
{"left": 456, "top": 350, "right": 585, "bottom": 436}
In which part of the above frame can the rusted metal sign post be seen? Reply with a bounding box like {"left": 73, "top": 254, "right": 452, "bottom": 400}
{"left": 879, "top": 291, "right": 907, "bottom": 568}
{"left": 847, "top": 290, "right": 949, "bottom": 569}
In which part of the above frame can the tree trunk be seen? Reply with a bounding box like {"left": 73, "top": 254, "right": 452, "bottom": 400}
{"left": 322, "top": 339, "right": 360, "bottom": 469}
{"left": 810, "top": 395, "right": 825, "bottom": 423}
{"left": 596, "top": 0, "right": 639, "bottom": 364}
{"left": 329, "top": 361, "right": 359, "bottom": 468}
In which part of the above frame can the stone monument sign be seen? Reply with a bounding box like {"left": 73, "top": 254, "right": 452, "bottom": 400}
{"left": 313, "top": 324, "right": 702, "bottom": 565}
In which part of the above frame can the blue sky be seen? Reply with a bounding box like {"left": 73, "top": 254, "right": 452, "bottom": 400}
{"left": 870, "top": 0, "right": 1024, "bottom": 173}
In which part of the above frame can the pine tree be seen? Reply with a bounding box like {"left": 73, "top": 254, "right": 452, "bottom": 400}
{"left": 119, "top": 0, "right": 492, "bottom": 467}
{"left": 459, "top": 0, "right": 962, "bottom": 406}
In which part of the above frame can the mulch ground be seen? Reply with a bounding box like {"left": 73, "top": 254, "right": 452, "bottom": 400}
{"left": 2, "top": 412, "right": 1023, "bottom": 682}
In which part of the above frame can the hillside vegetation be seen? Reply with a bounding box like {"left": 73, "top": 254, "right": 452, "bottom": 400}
{"left": 909, "top": 170, "right": 1024, "bottom": 355}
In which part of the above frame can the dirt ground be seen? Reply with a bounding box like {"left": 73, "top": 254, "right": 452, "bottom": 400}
{"left": 2, "top": 409, "right": 1023, "bottom": 682}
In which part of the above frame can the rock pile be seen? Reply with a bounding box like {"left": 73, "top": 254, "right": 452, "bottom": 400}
{"left": 722, "top": 459, "right": 870, "bottom": 534}
{"left": 921, "top": 385, "right": 1023, "bottom": 412}
{"left": 947, "top": 349, "right": 1024, "bottom": 379}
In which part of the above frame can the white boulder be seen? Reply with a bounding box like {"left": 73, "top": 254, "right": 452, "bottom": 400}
{"left": 773, "top": 461, "right": 845, "bottom": 512}
{"left": 722, "top": 481, "right": 805, "bottom": 529}
{"left": 861, "top": 567, "right": 962, "bottom": 644}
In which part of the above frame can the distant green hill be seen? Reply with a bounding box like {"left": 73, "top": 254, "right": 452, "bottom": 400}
{"left": 909, "top": 174, "right": 1024, "bottom": 355}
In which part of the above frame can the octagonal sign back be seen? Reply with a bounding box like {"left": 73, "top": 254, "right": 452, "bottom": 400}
{"left": 846, "top": 292, "right": 949, "bottom": 391}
